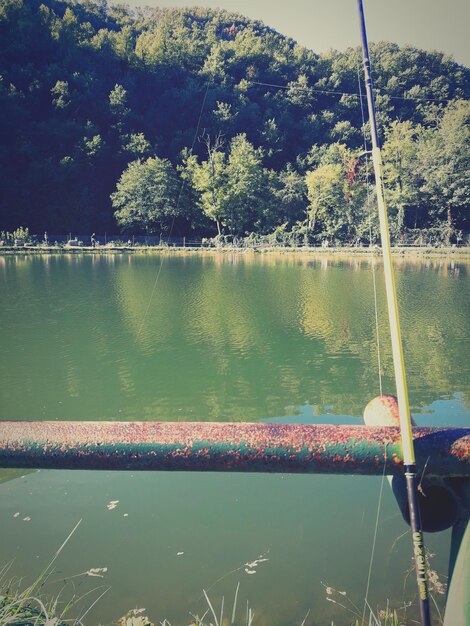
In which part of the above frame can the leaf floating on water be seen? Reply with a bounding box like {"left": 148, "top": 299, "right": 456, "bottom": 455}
{"left": 321, "top": 581, "right": 336, "bottom": 596}
{"left": 245, "top": 558, "right": 269, "bottom": 568}
{"left": 428, "top": 567, "right": 446, "bottom": 595}
{"left": 86, "top": 567, "right": 108, "bottom": 578}
{"left": 177, "top": 551, "right": 184, "bottom": 556}
{"left": 107, "top": 500, "right": 120, "bottom": 510}
{"left": 243, "top": 551, "right": 269, "bottom": 575}
{"left": 13, "top": 512, "right": 20, "bottom": 518}
{"left": 22, "top": 516, "right": 31, "bottom": 522}
{"left": 117, "top": 608, "right": 154, "bottom": 626}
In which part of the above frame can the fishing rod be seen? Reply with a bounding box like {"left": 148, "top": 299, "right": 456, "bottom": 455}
{"left": 356, "top": 2, "right": 432, "bottom": 625}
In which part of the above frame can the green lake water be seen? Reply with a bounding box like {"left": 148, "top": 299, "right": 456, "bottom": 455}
{"left": 0, "top": 252, "right": 469, "bottom": 625}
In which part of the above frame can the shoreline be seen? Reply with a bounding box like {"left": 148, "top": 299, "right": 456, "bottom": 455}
{"left": 1, "top": 244, "right": 470, "bottom": 259}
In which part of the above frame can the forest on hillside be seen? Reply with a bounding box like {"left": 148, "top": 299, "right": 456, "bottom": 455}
{"left": 0, "top": 0, "right": 469, "bottom": 244}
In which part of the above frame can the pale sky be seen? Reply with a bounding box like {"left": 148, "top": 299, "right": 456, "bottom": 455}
{"left": 111, "top": 0, "right": 470, "bottom": 67}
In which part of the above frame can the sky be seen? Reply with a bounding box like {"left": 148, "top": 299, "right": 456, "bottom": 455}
{"left": 111, "top": 0, "right": 470, "bottom": 67}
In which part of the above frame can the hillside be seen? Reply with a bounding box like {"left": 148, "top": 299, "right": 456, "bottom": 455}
{"left": 0, "top": 0, "right": 469, "bottom": 242}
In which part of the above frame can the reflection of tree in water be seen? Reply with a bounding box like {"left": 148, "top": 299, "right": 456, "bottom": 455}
{"left": 115, "top": 257, "right": 176, "bottom": 356}
{"left": 296, "top": 255, "right": 470, "bottom": 413}
{"left": 396, "top": 261, "right": 470, "bottom": 410}
{"left": 115, "top": 254, "right": 470, "bottom": 420}
{"left": 4, "top": 254, "right": 467, "bottom": 423}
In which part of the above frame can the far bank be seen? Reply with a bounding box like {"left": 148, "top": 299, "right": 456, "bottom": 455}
{"left": 1, "top": 245, "right": 470, "bottom": 260}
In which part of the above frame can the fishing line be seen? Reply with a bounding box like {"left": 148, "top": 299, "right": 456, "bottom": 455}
{"left": 357, "top": 57, "right": 388, "bottom": 625}
{"left": 133, "top": 81, "right": 210, "bottom": 344}
{"left": 361, "top": 446, "right": 388, "bottom": 626}
{"left": 357, "top": 63, "right": 383, "bottom": 396}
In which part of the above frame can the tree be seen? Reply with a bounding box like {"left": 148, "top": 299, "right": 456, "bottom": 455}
{"left": 305, "top": 144, "right": 368, "bottom": 243}
{"left": 224, "top": 133, "right": 269, "bottom": 234}
{"left": 51, "top": 80, "right": 71, "bottom": 109}
{"left": 418, "top": 100, "right": 470, "bottom": 240}
{"left": 0, "top": 0, "right": 468, "bottom": 235}
{"left": 306, "top": 164, "right": 346, "bottom": 239}
{"left": 111, "top": 157, "right": 182, "bottom": 233}
{"left": 276, "top": 164, "right": 307, "bottom": 226}
{"left": 109, "top": 84, "right": 129, "bottom": 119}
{"left": 184, "top": 133, "right": 272, "bottom": 236}
{"left": 183, "top": 133, "right": 228, "bottom": 236}
{"left": 121, "top": 133, "right": 152, "bottom": 160}
{"left": 382, "top": 120, "right": 420, "bottom": 235}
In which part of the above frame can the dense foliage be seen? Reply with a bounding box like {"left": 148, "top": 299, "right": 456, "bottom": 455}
{"left": 0, "top": 0, "right": 469, "bottom": 243}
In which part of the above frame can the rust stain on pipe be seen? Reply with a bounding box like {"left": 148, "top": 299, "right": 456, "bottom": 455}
{"left": 0, "top": 422, "right": 468, "bottom": 477}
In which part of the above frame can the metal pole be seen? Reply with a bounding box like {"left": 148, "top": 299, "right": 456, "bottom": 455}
{"left": 1, "top": 421, "right": 469, "bottom": 475}
{"left": 356, "top": 1, "right": 431, "bottom": 624}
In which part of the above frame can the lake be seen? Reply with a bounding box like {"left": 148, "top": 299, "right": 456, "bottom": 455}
{"left": 0, "top": 252, "right": 469, "bottom": 625}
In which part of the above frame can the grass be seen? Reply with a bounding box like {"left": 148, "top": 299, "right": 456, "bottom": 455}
{"left": 0, "top": 576, "right": 436, "bottom": 626}
{"left": 0, "top": 531, "right": 446, "bottom": 626}
{"left": 0, "top": 520, "right": 110, "bottom": 626}
{"left": 321, "top": 582, "right": 409, "bottom": 626}
{"left": 147, "top": 585, "right": 406, "bottom": 626}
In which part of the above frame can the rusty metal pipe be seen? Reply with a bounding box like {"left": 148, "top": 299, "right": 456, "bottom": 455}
{"left": 0, "top": 422, "right": 469, "bottom": 476}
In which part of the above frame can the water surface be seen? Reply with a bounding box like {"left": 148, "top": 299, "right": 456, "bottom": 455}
{"left": 0, "top": 253, "right": 469, "bottom": 625}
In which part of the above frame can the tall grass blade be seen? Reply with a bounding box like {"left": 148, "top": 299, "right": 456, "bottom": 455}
{"left": 363, "top": 599, "right": 380, "bottom": 626}
{"left": 72, "top": 585, "right": 110, "bottom": 625}
{"left": 219, "top": 595, "right": 224, "bottom": 626}
{"left": 231, "top": 581, "right": 240, "bottom": 626}
{"left": 26, "top": 519, "right": 82, "bottom": 599}
{"left": 203, "top": 589, "right": 219, "bottom": 626}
